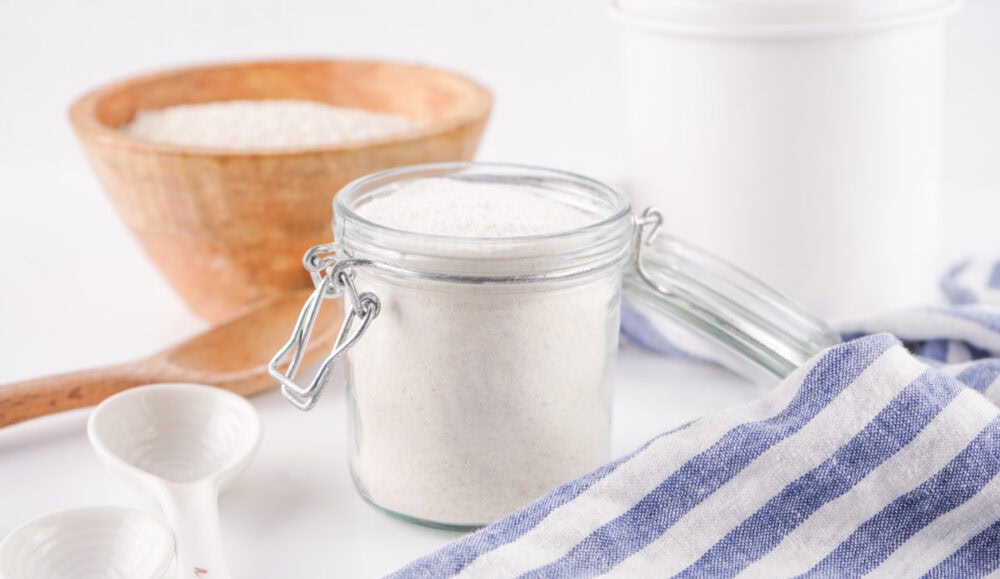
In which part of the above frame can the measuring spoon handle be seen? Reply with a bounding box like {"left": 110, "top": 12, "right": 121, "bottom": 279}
{"left": 163, "top": 483, "right": 231, "bottom": 579}
{"left": 0, "top": 362, "right": 170, "bottom": 428}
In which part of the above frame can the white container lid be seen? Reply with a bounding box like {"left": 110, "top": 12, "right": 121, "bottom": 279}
{"left": 613, "top": 0, "right": 962, "bottom": 37}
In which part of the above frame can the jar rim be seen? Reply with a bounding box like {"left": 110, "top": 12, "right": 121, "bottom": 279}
{"left": 334, "top": 162, "right": 633, "bottom": 244}
{"left": 610, "top": 0, "right": 961, "bottom": 39}
{"left": 331, "top": 162, "right": 636, "bottom": 281}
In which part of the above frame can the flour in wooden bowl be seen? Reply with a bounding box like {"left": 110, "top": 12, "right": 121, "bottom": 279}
{"left": 121, "top": 99, "right": 421, "bottom": 150}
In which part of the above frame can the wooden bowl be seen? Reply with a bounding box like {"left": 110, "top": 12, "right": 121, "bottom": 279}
{"left": 69, "top": 59, "right": 492, "bottom": 322}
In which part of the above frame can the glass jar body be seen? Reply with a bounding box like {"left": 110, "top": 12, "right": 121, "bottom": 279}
{"left": 345, "top": 266, "right": 624, "bottom": 529}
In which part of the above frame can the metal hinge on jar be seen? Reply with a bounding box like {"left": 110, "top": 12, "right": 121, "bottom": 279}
{"left": 268, "top": 243, "right": 381, "bottom": 411}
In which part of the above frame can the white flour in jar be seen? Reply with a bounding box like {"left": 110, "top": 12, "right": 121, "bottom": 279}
{"left": 347, "top": 178, "right": 620, "bottom": 526}
{"left": 121, "top": 99, "right": 420, "bottom": 150}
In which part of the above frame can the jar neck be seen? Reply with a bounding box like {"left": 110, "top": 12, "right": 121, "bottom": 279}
{"left": 333, "top": 163, "right": 635, "bottom": 282}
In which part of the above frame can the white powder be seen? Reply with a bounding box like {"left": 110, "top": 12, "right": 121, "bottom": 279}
{"left": 121, "top": 99, "right": 421, "bottom": 150}
{"left": 358, "top": 178, "right": 594, "bottom": 237}
{"left": 346, "top": 178, "right": 620, "bottom": 527}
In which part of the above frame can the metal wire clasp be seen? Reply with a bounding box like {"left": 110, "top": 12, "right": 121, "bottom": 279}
{"left": 268, "top": 244, "right": 381, "bottom": 411}
{"left": 634, "top": 207, "right": 665, "bottom": 291}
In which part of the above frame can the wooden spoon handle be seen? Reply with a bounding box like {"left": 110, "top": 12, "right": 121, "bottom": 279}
{"left": 0, "top": 363, "right": 169, "bottom": 429}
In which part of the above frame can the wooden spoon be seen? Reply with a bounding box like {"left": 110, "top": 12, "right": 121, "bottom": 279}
{"left": 0, "top": 290, "right": 342, "bottom": 429}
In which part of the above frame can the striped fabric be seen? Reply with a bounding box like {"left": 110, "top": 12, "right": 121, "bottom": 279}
{"left": 393, "top": 260, "right": 1000, "bottom": 577}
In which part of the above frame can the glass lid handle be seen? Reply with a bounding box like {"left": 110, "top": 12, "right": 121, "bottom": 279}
{"left": 626, "top": 207, "right": 841, "bottom": 383}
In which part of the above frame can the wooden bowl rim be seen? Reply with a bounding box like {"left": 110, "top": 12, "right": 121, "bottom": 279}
{"left": 67, "top": 57, "right": 493, "bottom": 158}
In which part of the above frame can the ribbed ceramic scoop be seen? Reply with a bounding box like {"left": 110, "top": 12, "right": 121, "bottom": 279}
{"left": 0, "top": 506, "right": 175, "bottom": 579}
{"left": 88, "top": 383, "right": 262, "bottom": 579}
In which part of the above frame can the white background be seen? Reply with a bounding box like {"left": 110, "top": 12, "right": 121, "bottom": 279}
{"left": 0, "top": 1, "right": 997, "bottom": 576}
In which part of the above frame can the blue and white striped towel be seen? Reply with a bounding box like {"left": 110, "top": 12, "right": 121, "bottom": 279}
{"left": 394, "top": 259, "right": 1000, "bottom": 577}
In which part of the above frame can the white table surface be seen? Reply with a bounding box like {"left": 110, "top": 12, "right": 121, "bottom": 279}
{"left": 1, "top": 1, "right": 999, "bottom": 576}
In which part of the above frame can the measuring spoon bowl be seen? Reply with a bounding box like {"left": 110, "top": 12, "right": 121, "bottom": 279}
{"left": 0, "top": 506, "right": 174, "bottom": 579}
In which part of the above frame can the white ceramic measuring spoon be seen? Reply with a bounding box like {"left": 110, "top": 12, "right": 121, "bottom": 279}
{"left": 0, "top": 506, "right": 175, "bottom": 579}
{"left": 88, "top": 383, "right": 262, "bottom": 579}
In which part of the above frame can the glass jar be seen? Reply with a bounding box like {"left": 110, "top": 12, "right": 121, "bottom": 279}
{"left": 270, "top": 163, "right": 839, "bottom": 530}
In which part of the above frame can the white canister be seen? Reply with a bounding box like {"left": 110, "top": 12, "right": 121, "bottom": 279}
{"left": 614, "top": 0, "right": 961, "bottom": 318}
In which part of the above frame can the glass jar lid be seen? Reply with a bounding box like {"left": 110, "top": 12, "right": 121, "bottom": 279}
{"left": 626, "top": 208, "right": 840, "bottom": 384}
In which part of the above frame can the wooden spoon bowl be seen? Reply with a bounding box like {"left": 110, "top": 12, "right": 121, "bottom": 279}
{"left": 69, "top": 59, "right": 492, "bottom": 322}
